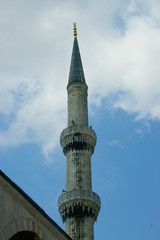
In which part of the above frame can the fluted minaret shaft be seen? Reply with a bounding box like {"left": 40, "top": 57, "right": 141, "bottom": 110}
{"left": 58, "top": 25, "right": 100, "bottom": 240}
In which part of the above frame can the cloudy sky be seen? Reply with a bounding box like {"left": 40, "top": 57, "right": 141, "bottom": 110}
{"left": 0, "top": 0, "right": 160, "bottom": 239}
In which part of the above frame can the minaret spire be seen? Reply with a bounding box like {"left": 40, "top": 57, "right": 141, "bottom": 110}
{"left": 68, "top": 24, "right": 86, "bottom": 84}
{"left": 58, "top": 25, "right": 100, "bottom": 240}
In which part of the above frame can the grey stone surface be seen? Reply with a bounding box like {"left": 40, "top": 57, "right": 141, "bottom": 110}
{"left": 67, "top": 83, "right": 88, "bottom": 127}
{"left": 0, "top": 173, "right": 71, "bottom": 240}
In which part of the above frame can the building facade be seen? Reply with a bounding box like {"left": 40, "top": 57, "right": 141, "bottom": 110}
{"left": 58, "top": 24, "right": 100, "bottom": 240}
{"left": 0, "top": 170, "right": 72, "bottom": 240}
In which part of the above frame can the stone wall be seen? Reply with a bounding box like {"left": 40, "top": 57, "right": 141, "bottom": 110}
{"left": 0, "top": 174, "right": 71, "bottom": 240}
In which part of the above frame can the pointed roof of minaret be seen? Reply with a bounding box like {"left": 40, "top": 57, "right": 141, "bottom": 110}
{"left": 68, "top": 24, "right": 86, "bottom": 84}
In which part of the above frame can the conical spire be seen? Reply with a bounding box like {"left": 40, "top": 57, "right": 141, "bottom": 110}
{"left": 68, "top": 24, "right": 86, "bottom": 84}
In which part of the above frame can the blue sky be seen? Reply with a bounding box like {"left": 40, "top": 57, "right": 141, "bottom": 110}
{"left": 0, "top": 0, "right": 160, "bottom": 239}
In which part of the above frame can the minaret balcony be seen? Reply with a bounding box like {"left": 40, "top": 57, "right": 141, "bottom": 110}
{"left": 58, "top": 189, "right": 101, "bottom": 222}
{"left": 60, "top": 125, "right": 97, "bottom": 155}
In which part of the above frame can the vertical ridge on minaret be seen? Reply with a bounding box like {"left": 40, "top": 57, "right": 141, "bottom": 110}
{"left": 68, "top": 24, "right": 86, "bottom": 84}
{"left": 58, "top": 25, "right": 100, "bottom": 240}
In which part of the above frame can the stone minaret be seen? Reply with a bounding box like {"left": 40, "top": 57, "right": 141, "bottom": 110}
{"left": 58, "top": 24, "right": 100, "bottom": 240}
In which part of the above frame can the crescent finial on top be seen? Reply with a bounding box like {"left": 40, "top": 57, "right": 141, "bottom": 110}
{"left": 73, "top": 23, "right": 77, "bottom": 37}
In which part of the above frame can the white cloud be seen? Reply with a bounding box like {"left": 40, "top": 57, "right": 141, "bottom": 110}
{"left": 0, "top": 0, "right": 160, "bottom": 161}
{"left": 108, "top": 139, "right": 123, "bottom": 149}
{"left": 86, "top": 1, "right": 160, "bottom": 121}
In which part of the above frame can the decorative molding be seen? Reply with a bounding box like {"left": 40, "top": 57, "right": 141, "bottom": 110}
{"left": 60, "top": 125, "right": 96, "bottom": 155}
{"left": 0, "top": 218, "right": 46, "bottom": 240}
{"left": 58, "top": 189, "right": 100, "bottom": 223}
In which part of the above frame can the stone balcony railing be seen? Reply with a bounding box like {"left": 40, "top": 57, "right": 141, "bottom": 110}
{"left": 61, "top": 125, "right": 96, "bottom": 140}
{"left": 58, "top": 189, "right": 100, "bottom": 206}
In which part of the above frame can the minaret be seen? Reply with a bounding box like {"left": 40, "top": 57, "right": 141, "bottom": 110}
{"left": 58, "top": 24, "right": 100, "bottom": 240}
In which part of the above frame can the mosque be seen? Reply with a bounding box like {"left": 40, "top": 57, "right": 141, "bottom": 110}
{"left": 0, "top": 24, "right": 100, "bottom": 240}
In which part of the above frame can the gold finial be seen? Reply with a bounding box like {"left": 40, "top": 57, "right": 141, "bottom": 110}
{"left": 73, "top": 23, "right": 77, "bottom": 37}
